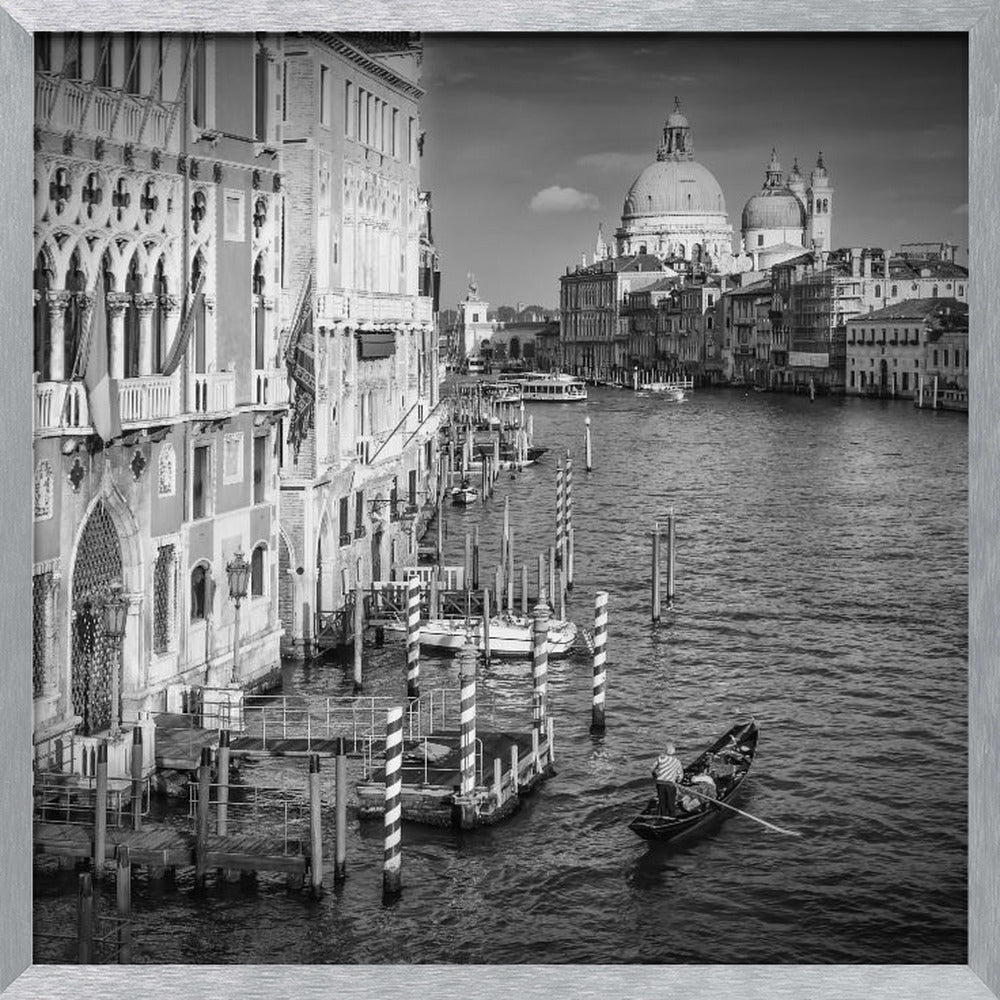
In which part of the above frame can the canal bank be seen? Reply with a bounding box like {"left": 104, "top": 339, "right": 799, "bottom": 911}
{"left": 34, "top": 386, "right": 968, "bottom": 964}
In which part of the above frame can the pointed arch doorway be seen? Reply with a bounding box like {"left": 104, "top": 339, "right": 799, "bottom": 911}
{"left": 71, "top": 500, "right": 124, "bottom": 735}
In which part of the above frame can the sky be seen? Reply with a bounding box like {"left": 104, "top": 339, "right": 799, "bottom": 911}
{"left": 419, "top": 33, "right": 968, "bottom": 311}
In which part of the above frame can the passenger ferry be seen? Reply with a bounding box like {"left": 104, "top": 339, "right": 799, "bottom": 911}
{"left": 503, "top": 372, "right": 588, "bottom": 402}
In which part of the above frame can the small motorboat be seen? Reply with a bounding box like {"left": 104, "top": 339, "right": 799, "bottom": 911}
{"left": 628, "top": 719, "right": 759, "bottom": 844}
{"left": 450, "top": 482, "right": 479, "bottom": 506}
{"left": 646, "top": 382, "right": 687, "bottom": 401}
{"left": 385, "top": 614, "right": 577, "bottom": 657}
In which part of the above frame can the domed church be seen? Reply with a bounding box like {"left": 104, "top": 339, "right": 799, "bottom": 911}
{"left": 614, "top": 98, "right": 733, "bottom": 268}
{"left": 738, "top": 149, "right": 834, "bottom": 268}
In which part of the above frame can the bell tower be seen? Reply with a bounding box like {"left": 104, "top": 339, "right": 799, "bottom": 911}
{"left": 805, "top": 152, "right": 833, "bottom": 252}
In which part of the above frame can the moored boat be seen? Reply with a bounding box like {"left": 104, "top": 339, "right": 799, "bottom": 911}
{"left": 450, "top": 484, "right": 480, "bottom": 505}
{"left": 628, "top": 719, "right": 759, "bottom": 844}
{"left": 646, "top": 382, "right": 688, "bottom": 401}
{"left": 386, "top": 614, "right": 577, "bottom": 657}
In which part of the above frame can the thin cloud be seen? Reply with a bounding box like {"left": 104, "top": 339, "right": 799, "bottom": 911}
{"left": 576, "top": 151, "right": 650, "bottom": 174}
{"left": 530, "top": 186, "right": 601, "bottom": 213}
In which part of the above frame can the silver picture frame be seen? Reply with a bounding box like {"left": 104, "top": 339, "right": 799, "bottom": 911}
{"left": 2, "top": 4, "right": 996, "bottom": 997}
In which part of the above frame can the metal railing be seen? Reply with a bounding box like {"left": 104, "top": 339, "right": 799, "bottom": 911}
{"left": 33, "top": 771, "right": 136, "bottom": 828}
{"left": 188, "top": 778, "right": 309, "bottom": 855}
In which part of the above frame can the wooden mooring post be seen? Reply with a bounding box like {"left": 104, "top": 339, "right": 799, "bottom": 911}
{"left": 532, "top": 592, "right": 549, "bottom": 735}
{"left": 666, "top": 509, "right": 676, "bottom": 608}
{"left": 473, "top": 526, "right": 480, "bottom": 590}
{"left": 115, "top": 844, "right": 131, "bottom": 964}
{"left": 93, "top": 741, "right": 108, "bottom": 880}
{"left": 585, "top": 416, "right": 593, "bottom": 472}
{"left": 195, "top": 746, "right": 211, "bottom": 887}
{"left": 651, "top": 521, "right": 662, "bottom": 622}
{"left": 217, "top": 729, "right": 230, "bottom": 836}
{"left": 482, "top": 587, "right": 492, "bottom": 665}
{"left": 353, "top": 582, "right": 364, "bottom": 694}
{"left": 308, "top": 754, "right": 323, "bottom": 898}
{"left": 456, "top": 640, "right": 478, "bottom": 830}
{"left": 77, "top": 872, "right": 94, "bottom": 964}
{"left": 521, "top": 563, "right": 529, "bottom": 616}
{"left": 335, "top": 738, "right": 348, "bottom": 881}
{"left": 130, "top": 726, "right": 143, "bottom": 832}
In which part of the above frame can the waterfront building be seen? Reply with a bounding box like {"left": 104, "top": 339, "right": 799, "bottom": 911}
{"left": 622, "top": 277, "right": 679, "bottom": 371}
{"left": 717, "top": 277, "right": 773, "bottom": 384}
{"left": 559, "top": 254, "right": 668, "bottom": 379}
{"left": 768, "top": 246, "right": 969, "bottom": 392}
{"left": 276, "top": 32, "right": 440, "bottom": 655}
{"left": 679, "top": 276, "right": 729, "bottom": 383}
{"left": 844, "top": 298, "right": 967, "bottom": 404}
{"left": 32, "top": 33, "right": 288, "bottom": 751}
{"left": 454, "top": 276, "right": 494, "bottom": 362}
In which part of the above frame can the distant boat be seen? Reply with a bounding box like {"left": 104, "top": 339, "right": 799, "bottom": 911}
{"left": 646, "top": 382, "right": 687, "bottom": 401}
{"left": 386, "top": 614, "right": 578, "bottom": 657}
{"left": 505, "top": 372, "right": 588, "bottom": 402}
{"left": 450, "top": 483, "right": 479, "bottom": 506}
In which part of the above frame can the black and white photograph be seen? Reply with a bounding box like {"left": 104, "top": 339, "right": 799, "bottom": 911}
{"left": 3, "top": 18, "right": 991, "bottom": 990}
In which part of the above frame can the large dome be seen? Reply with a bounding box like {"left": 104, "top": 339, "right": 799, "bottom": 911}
{"left": 623, "top": 160, "right": 727, "bottom": 218}
{"left": 741, "top": 190, "right": 805, "bottom": 231}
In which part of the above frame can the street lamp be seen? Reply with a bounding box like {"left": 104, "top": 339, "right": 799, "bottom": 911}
{"left": 226, "top": 548, "right": 250, "bottom": 686}
{"left": 102, "top": 584, "right": 128, "bottom": 737}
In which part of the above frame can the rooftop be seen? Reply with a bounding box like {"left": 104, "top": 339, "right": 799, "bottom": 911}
{"left": 846, "top": 297, "right": 968, "bottom": 324}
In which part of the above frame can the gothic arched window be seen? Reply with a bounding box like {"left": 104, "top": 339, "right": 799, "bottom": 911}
{"left": 64, "top": 249, "right": 87, "bottom": 377}
{"left": 124, "top": 253, "right": 142, "bottom": 378}
{"left": 33, "top": 252, "right": 52, "bottom": 379}
{"left": 153, "top": 258, "right": 168, "bottom": 372}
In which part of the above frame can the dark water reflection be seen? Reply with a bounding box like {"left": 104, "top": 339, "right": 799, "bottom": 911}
{"left": 34, "top": 387, "right": 967, "bottom": 964}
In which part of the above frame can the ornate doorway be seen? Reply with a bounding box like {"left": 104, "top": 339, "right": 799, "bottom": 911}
{"left": 71, "top": 500, "right": 123, "bottom": 735}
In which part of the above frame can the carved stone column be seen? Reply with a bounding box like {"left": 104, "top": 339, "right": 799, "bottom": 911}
{"left": 135, "top": 294, "right": 157, "bottom": 376}
{"left": 106, "top": 293, "right": 130, "bottom": 380}
{"left": 45, "top": 291, "right": 71, "bottom": 381}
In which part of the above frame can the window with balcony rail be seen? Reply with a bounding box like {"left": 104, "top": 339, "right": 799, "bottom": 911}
{"left": 191, "top": 563, "right": 210, "bottom": 621}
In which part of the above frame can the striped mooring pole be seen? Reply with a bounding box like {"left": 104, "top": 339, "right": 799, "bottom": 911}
{"left": 406, "top": 574, "right": 421, "bottom": 701}
{"left": 555, "top": 460, "right": 565, "bottom": 562}
{"left": 457, "top": 638, "right": 478, "bottom": 829}
{"left": 590, "top": 591, "right": 608, "bottom": 734}
{"left": 382, "top": 705, "right": 404, "bottom": 898}
{"left": 532, "top": 590, "right": 550, "bottom": 734}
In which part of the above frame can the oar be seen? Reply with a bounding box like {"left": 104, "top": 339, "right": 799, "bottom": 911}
{"left": 671, "top": 782, "right": 803, "bottom": 838}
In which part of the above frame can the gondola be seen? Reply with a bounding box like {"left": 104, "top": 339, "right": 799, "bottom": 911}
{"left": 628, "top": 718, "right": 759, "bottom": 844}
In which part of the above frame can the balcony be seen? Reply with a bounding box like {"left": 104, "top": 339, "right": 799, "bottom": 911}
{"left": 120, "top": 373, "right": 181, "bottom": 424}
{"left": 35, "top": 75, "right": 180, "bottom": 153}
{"left": 34, "top": 381, "right": 89, "bottom": 434}
{"left": 189, "top": 371, "right": 235, "bottom": 415}
{"left": 316, "top": 291, "right": 436, "bottom": 326}
{"left": 253, "top": 369, "right": 290, "bottom": 408}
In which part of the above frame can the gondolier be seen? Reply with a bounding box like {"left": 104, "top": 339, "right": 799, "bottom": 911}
{"left": 652, "top": 743, "right": 684, "bottom": 816}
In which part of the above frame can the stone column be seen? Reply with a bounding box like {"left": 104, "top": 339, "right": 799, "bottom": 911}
{"left": 106, "top": 293, "right": 129, "bottom": 380}
{"left": 263, "top": 295, "right": 277, "bottom": 369}
{"left": 46, "top": 291, "right": 71, "bottom": 382}
{"left": 135, "top": 294, "right": 157, "bottom": 376}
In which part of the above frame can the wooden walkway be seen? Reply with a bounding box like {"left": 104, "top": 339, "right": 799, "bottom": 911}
{"left": 228, "top": 736, "right": 360, "bottom": 758}
{"left": 153, "top": 713, "right": 220, "bottom": 771}
{"left": 33, "top": 823, "right": 307, "bottom": 875}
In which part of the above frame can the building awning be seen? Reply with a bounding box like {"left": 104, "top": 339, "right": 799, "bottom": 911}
{"left": 358, "top": 331, "right": 396, "bottom": 360}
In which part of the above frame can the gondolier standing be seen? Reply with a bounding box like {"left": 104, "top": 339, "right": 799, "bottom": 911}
{"left": 652, "top": 743, "right": 684, "bottom": 816}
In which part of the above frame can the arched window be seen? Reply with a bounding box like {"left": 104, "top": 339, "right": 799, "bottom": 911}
{"left": 191, "top": 253, "right": 207, "bottom": 373}
{"left": 33, "top": 252, "right": 52, "bottom": 379}
{"left": 191, "top": 563, "right": 210, "bottom": 620}
{"left": 253, "top": 255, "right": 266, "bottom": 370}
{"left": 875, "top": 284, "right": 881, "bottom": 298}
{"left": 124, "top": 253, "right": 142, "bottom": 378}
{"left": 64, "top": 249, "right": 87, "bottom": 377}
{"left": 891, "top": 285, "right": 898, "bottom": 297}
{"left": 153, "top": 259, "right": 168, "bottom": 372}
{"left": 932, "top": 285, "right": 938, "bottom": 298}
{"left": 251, "top": 544, "right": 266, "bottom": 597}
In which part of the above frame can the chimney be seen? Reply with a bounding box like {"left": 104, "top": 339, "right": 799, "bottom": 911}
{"left": 850, "top": 248, "right": 861, "bottom": 278}
{"left": 862, "top": 252, "right": 872, "bottom": 279}
{"left": 884, "top": 253, "right": 891, "bottom": 279}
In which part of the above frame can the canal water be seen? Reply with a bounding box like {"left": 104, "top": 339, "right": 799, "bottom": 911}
{"left": 34, "top": 387, "right": 968, "bottom": 965}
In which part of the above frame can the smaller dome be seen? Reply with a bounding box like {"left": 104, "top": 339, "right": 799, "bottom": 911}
{"left": 741, "top": 190, "right": 805, "bottom": 232}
